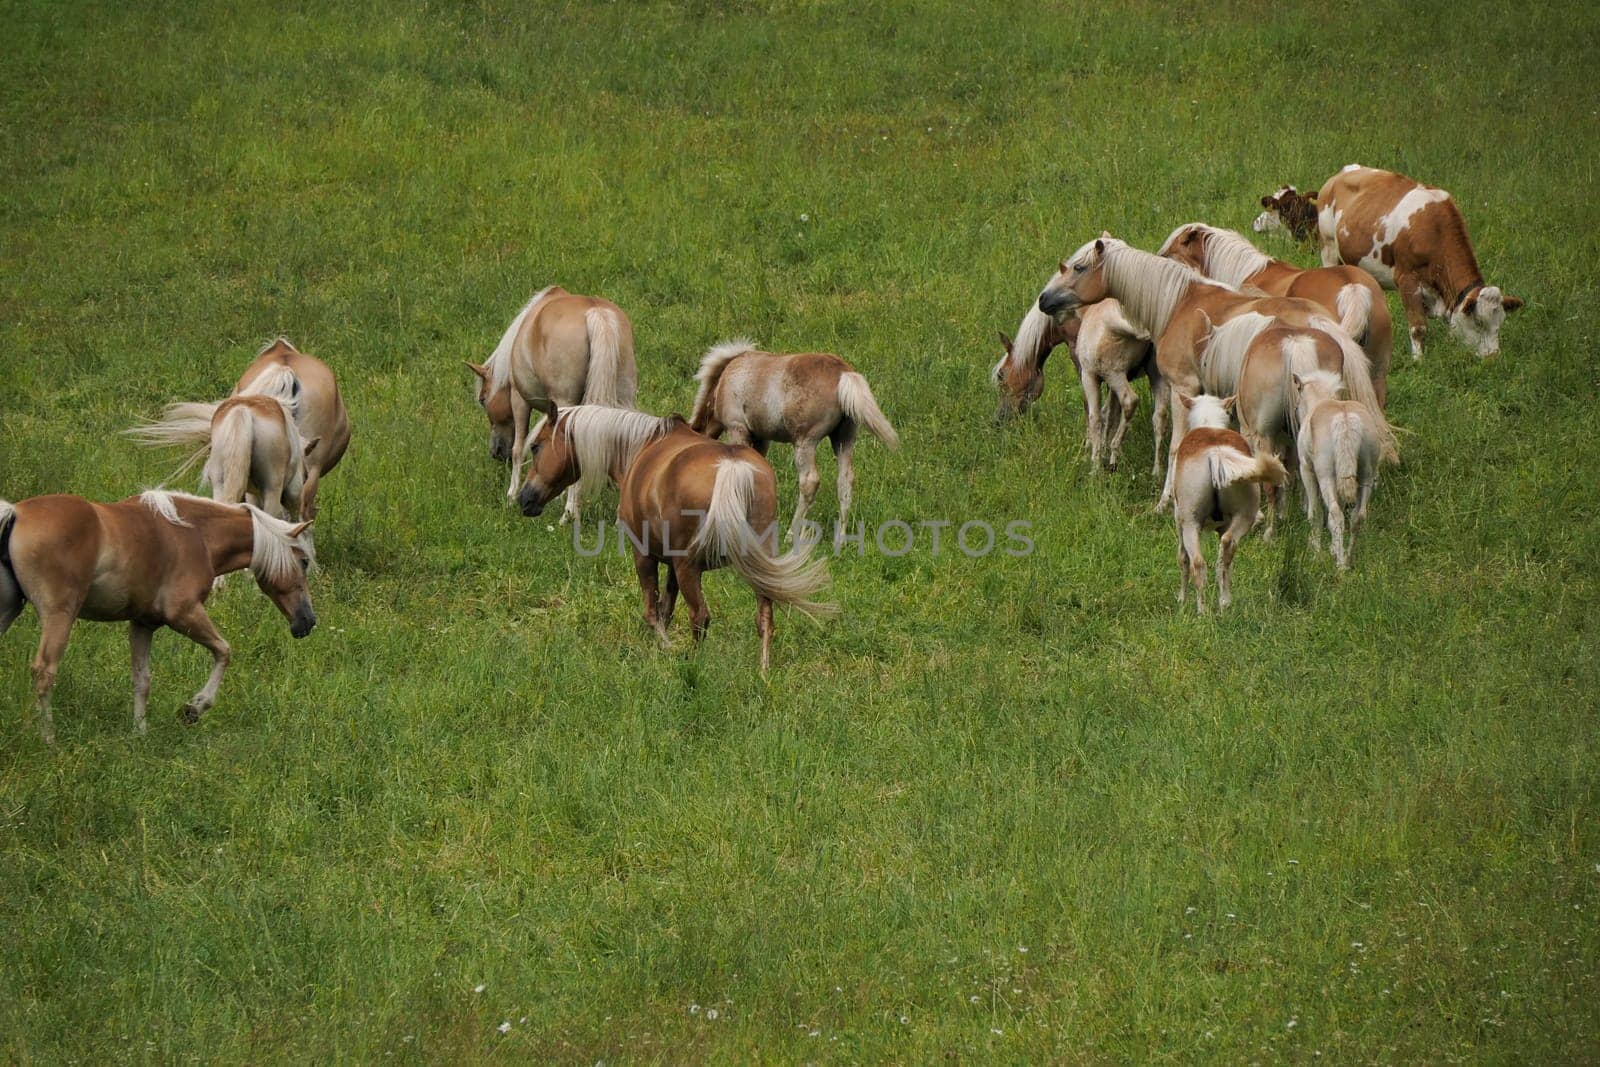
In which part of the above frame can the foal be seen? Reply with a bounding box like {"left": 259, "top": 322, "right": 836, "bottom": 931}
{"left": 994, "top": 299, "right": 1166, "bottom": 473}
{"left": 0, "top": 490, "right": 315, "bottom": 744}
{"left": 515, "top": 402, "right": 837, "bottom": 673}
{"left": 690, "top": 341, "right": 899, "bottom": 547}
{"left": 1292, "top": 371, "right": 1382, "bottom": 571}
{"left": 1172, "top": 393, "right": 1288, "bottom": 613}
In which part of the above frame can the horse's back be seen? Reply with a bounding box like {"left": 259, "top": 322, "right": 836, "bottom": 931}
{"left": 622, "top": 430, "right": 775, "bottom": 549}
{"left": 524, "top": 293, "right": 635, "bottom": 403}
{"left": 236, "top": 342, "right": 349, "bottom": 473}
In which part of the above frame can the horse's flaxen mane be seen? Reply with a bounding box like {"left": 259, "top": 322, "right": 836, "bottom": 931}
{"left": 691, "top": 339, "right": 758, "bottom": 424}
{"left": 557, "top": 404, "right": 675, "bottom": 494}
{"left": 1168, "top": 224, "right": 1273, "bottom": 288}
{"left": 1099, "top": 240, "right": 1220, "bottom": 339}
{"left": 246, "top": 504, "right": 314, "bottom": 582}
{"left": 488, "top": 286, "right": 557, "bottom": 392}
{"left": 997, "top": 306, "right": 1055, "bottom": 380}
{"left": 1184, "top": 394, "right": 1233, "bottom": 430}
{"left": 256, "top": 335, "right": 298, "bottom": 357}
{"left": 140, "top": 489, "right": 196, "bottom": 527}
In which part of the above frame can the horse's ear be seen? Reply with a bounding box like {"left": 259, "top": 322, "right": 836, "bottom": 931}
{"left": 998, "top": 331, "right": 1013, "bottom": 354}
{"left": 1290, "top": 374, "right": 1306, "bottom": 392}
{"left": 1503, "top": 295, "right": 1525, "bottom": 312}
{"left": 288, "top": 520, "right": 313, "bottom": 538}
{"left": 1178, "top": 392, "right": 1195, "bottom": 410}
{"left": 302, "top": 436, "right": 321, "bottom": 457}
{"left": 1093, "top": 239, "right": 1105, "bottom": 256}
{"left": 464, "top": 361, "right": 489, "bottom": 381}
{"left": 1221, "top": 394, "right": 1238, "bottom": 413}
{"left": 1058, "top": 260, "right": 1068, "bottom": 274}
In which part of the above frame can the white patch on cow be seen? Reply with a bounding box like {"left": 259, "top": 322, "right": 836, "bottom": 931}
{"left": 1253, "top": 211, "right": 1282, "bottom": 233}
{"left": 1451, "top": 285, "right": 1507, "bottom": 357}
{"left": 1354, "top": 187, "right": 1449, "bottom": 292}
{"left": 1420, "top": 285, "right": 1446, "bottom": 318}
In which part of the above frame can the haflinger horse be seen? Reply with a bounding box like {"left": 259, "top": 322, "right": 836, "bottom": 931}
{"left": 1171, "top": 393, "right": 1288, "bottom": 613}
{"left": 514, "top": 402, "right": 837, "bottom": 673}
{"left": 1195, "top": 312, "right": 1397, "bottom": 538}
{"left": 1292, "top": 370, "right": 1383, "bottom": 571}
{"left": 994, "top": 299, "right": 1167, "bottom": 473}
{"left": 465, "top": 286, "right": 638, "bottom": 522}
{"left": 0, "top": 490, "right": 315, "bottom": 744}
{"left": 127, "top": 338, "right": 349, "bottom": 522}
{"left": 689, "top": 341, "right": 899, "bottom": 549}
{"left": 1158, "top": 223, "right": 1394, "bottom": 407}
{"left": 1035, "top": 236, "right": 1388, "bottom": 512}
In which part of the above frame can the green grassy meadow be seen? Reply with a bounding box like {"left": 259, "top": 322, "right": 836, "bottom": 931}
{"left": 3, "top": 0, "right": 1598, "bottom": 1060}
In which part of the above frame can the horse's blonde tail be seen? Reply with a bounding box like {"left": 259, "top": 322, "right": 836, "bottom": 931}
{"left": 204, "top": 404, "right": 254, "bottom": 503}
{"left": 1209, "top": 446, "right": 1288, "bottom": 490}
{"left": 1332, "top": 412, "right": 1361, "bottom": 506}
{"left": 837, "top": 372, "right": 900, "bottom": 449}
{"left": 1311, "top": 314, "right": 1395, "bottom": 462}
{"left": 690, "top": 339, "right": 755, "bottom": 428}
{"left": 1279, "top": 334, "right": 1323, "bottom": 438}
{"left": 125, "top": 400, "right": 221, "bottom": 480}
{"left": 691, "top": 459, "right": 839, "bottom": 619}
{"left": 1200, "top": 312, "right": 1273, "bottom": 395}
{"left": 1335, "top": 283, "right": 1372, "bottom": 346}
{"left": 241, "top": 364, "right": 303, "bottom": 422}
{"left": 582, "top": 306, "right": 627, "bottom": 407}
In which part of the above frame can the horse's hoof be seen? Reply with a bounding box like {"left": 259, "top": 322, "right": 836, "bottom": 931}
{"left": 181, "top": 704, "right": 202, "bottom": 724}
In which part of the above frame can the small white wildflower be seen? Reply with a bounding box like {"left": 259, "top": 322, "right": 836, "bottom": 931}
{"left": 800, "top": 213, "right": 810, "bottom": 222}
{"left": 1287, "top": 1018, "right": 1298, "bottom": 1029}
{"left": 705, "top": 1008, "right": 719, "bottom": 1021}
{"left": 899, "top": 1015, "right": 909, "bottom": 1025}
{"left": 1017, "top": 945, "right": 1028, "bottom": 954}
{"left": 497, "top": 1021, "right": 511, "bottom": 1034}
{"left": 969, "top": 995, "right": 979, "bottom": 1004}
{"left": 689, "top": 1004, "right": 700, "bottom": 1015}
{"left": 473, "top": 984, "right": 487, "bottom": 994}
{"left": 991, "top": 1028, "right": 1003, "bottom": 1035}
{"left": 545, "top": 525, "right": 555, "bottom": 532}
{"left": 1288, "top": 859, "right": 1300, "bottom": 865}
{"left": 1185, "top": 906, "right": 1196, "bottom": 914}
{"left": 808, "top": 1029, "right": 820, "bottom": 1038}
{"left": 1226, "top": 913, "right": 1236, "bottom": 919}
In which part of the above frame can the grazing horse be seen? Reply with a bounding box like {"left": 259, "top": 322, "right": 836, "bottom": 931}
{"left": 514, "top": 403, "right": 837, "bottom": 673}
{"left": 236, "top": 339, "right": 350, "bottom": 519}
{"left": 1159, "top": 223, "right": 1394, "bottom": 406}
{"left": 1197, "top": 313, "right": 1396, "bottom": 538}
{"left": 0, "top": 491, "right": 315, "bottom": 744}
{"left": 1292, "top": 371, "right": 1382, "bottom": 571}
{"left": 1253, "top": 185, "right": 1319, "bottom": 241}
{"left": 993, "top": 299, "right": 1167, "bottom": 473}
{"left": 465, "top": 285, "right": 638, "bottom": 521}
{"left": 689, "top": 341, "right": 899, "bottom": 548}
{"left": 1035, "top": 236, "right": 1387, "bottom": 511}
{"left": 1315, "top": 165, "right": 1522, "bottom": 359}
{"left": 1171, "top": 393, "right": 1287, "bottom": 613}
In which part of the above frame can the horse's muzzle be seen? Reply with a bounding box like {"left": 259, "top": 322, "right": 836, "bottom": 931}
{"left": 1038, "top": 289, "right": 1077, "bottom": 317}
{"left": 490, "top": 438, "right": 511, "bottom": 463}
{"left": 517, "top": 485, "right": 546, "bottom": 517}
{"left": 290, "top": 603, "right": 317, "bottom": 639}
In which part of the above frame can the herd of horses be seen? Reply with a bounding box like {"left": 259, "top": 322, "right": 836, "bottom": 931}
{"left": 0, "top": 164, "right": 1520, "bottom": 741}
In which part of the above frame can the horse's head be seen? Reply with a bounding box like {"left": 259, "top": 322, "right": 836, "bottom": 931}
{"left": 1158, "top": 223, "right": 1208, "bottom": 271}
{"left": 465, "top": 361, "right": 515, "bottom": 462}
{"left": 992, "top": 315, "right": 1079, "bottom": 422}
{"left": 1450, "top": 286, "right": 1524, "bottom": 358}
{"left": 1253, "top": 186, "right": 1317, "bottom": 239}
{"left": 1290, "top": 371, "right": 1343, "bottom": 425}
{"left": 516, "top": 400, "right": 577, "bottom": 516}
{"left": 253, "top": 519, "right": 317, "bottom": 639}
{"left": 1038, "top": 237, "right": 1113, "bottom": 320}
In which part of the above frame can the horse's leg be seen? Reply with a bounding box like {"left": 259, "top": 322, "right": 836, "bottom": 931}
{"left": 1149, "top": 373, "right": 1169, "bottom": 477}
{"left": 1318, "top": 472, "right": 1348, "bottom": 571}
{"left": 658, "top": 565, "right": 679, "bottom": 630}
{"left": 756, "top": 596, "right": 774, "bottom": 675}
{"left": 1181, "top": 520, "right": 1207, "bottom": 613}
{"left": 1244, "top": 430, "right": 1277, "bottom": 542}
{"left": 129, "top": 622, "right": 154, "bottom": 735}
{"left": 29, "top": 609, "right": 75, "bottom": 745}
{"left": 787, "top": 439, "right": 821, "bottom": 545}
{"left": 300, "top": 466, "right": 322, "bottom": 521}
{"left": 505, "top": 389, "right": 532, "bottom": 499}
{"left": 673, "top": 559, "right": 710, "bottom": 645}
{"left": 560, "top": 484, "right": 582, "bottom": 527}
{"left": 1107, "top": 374, "right": 1138, "bottom": 472}
{"left": 1301, "top": 452, "right": 1324, "bottom": 554}
{"left": 1175, "top": 525, "right": 1190, "bottom": 608}
{"left": 168, "top": 604, "right": 231, "bottom": 723}
{"left": 1078, "top": 363, "right": 1103, "bottom": 468}
{"left": 830, "top": 423, "right": 858, "bottom": 551}
{"left": 1158, "top": 386, "right": 1192, "bottom": 512}
{"left": 1218, "top": 510, "right": 1253, "bottom": 612}
{"left": 634, "top": 549, "right": 667, "bottom": 645}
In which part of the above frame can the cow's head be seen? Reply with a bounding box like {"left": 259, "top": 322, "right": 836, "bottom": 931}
{"left": 1253, "top": 186, "right": 1318, "bottom": 240}
{"left": 1452, "top": 286, "right": 1525, "bottom": 358}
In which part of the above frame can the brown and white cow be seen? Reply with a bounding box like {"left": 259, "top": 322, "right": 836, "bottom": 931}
{"left": 1252, "top": 185, "right": 1319, "bottom": 242}
{"left": 1316, "top": 165, "right": 1522, "bottom": 359}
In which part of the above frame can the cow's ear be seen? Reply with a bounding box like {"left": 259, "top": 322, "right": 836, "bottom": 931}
{"left": 1461, "top": 294, "right": 1478, "bottom": 318}
{"left": 1261, "top": 195, "right": 1275, "bottom": 209}
{"left": 1502, "top": 295, "right": 1525, "bottom": 313}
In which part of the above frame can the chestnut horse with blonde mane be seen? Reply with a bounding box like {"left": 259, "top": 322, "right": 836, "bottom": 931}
{"left": 1158, "top": 223, "right": 1393, "bottom": 406}
{"left": 515, "top": 403, "right": 836, "bottom": 673}
{"left": 0, "top": 490, "right": 315, "bottom": 744}
{"left": 465, "top": 286, "right": 638, "bottom": 522}
{"left": 1036, "top": 236, "right": 1388, "bottom": 511}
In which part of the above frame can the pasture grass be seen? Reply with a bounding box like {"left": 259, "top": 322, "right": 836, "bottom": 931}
{"left": 2, "top": 0, "right": 1598, "bottom": 1060}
